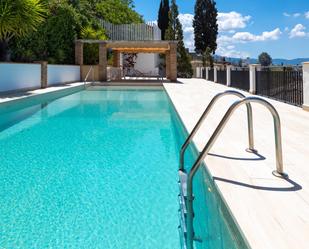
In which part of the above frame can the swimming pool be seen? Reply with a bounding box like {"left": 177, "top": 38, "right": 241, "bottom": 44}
{"left": 0, "top": 87, "right": 248, "bottom": 249}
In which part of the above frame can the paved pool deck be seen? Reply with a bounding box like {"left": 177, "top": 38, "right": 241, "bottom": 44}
{"left": 164, "top": 78, "right": 309, "bottom": 249}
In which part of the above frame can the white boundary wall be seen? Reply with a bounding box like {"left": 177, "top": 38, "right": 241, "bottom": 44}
{"left": 0, "top": 63, "right": 81, "bottom": 93}
{"left": 47, "top": 65, "right": 80, "bottom": 85}
{"left": 0, "top": 63, "right": 41, "bottom": 92}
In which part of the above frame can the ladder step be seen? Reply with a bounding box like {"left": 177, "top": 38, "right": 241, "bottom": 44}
{"left": 178, "top": 209, "right": 187, "bottom": 233}
{"left": 178, "top": 170, "right": 188, "bottom": 197}
{"left": 178, "top": 170, "right": 190, "bottom": 249}
{"left": 178, "top": 225, "right": 188, "bottom": 249}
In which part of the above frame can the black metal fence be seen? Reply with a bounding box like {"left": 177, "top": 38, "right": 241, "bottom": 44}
{"left": 208, "top": 68, "right": 214, "bottom": 81}
{"left": 217, "top": 69, "right": 227, "bottom": 85}
{"left": 202, "top": 68, "right": 206, "bottom": 79}
{"left": 256, "top": 67, "right": 303, "bottom": 106}
{"left": 231, "top": 68, "right": 250, "bottom": 91}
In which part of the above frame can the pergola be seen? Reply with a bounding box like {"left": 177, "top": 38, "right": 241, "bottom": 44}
{"left": 75, "top": 40, "right": 178, "bottom": 82}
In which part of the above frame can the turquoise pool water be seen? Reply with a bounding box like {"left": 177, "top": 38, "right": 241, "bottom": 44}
{"left": 0, "top": 87, "right": 247, "bottom": 249}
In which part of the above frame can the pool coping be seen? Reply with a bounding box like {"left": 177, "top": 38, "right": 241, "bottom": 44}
{"left": 0, "top": 82, "right": 87, "bottom": 113}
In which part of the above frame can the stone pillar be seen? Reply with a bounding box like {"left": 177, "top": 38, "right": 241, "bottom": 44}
{"left": 226, "top": 65, "right": 232, "bottom": 87}
{"left": 166, "top": 52, "right": 170, "bottom": 79}
{"left": 214, "top": 66, "right": 218, "bottom": 82}
{"left": 99, "top": 42, "right": 107, "bottom": 82}
{"left": 303, "top": 62, "right": 309, "bottom": 111}
{"left": 75, "top": 41, "right": 83, "bottom": 80}
{"left": 112, "top": 51, "right": 121, "bottom": 67}
{"left": 169, "top": 42, "right": 177, "bottom": 82}
{"left": 40, "top": 61, "right": 48, "bottom": 88}
{"left": 249, "top": 64, "right": 260, "bottom": 94}
{"left": 75, "top": 41, "right": 83, "bottom": 65}
{"left": 205, "top": 67, "right": 209, "bottom": 80}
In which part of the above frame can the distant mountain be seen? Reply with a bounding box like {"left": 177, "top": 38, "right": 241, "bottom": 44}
{"left": 222, "top": 56, "right": 309, "bottom": 66}
{"left": 271, "top": 58, "right": 309, "bottom": 66}
{"left": 190, "top": 53, "right": 309, "bottom": 66}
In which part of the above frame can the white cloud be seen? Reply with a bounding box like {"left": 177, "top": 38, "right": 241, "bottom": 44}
{"left": 305, "top": 11, "right": 309, "bottom": 19}
{"left": 283, "top": 12, "right": 301, "bottom": 17}
{"left": 216, "top": 44, "right": 250, "bottom": 58}
{"left": 178, "top": 12, "right": 281, "bottom": 57}
{"left": 178, "top": 13, "right": 195, "bottom": 51}
{"left": 178, "top": 12, "right": 251, "bottom": 52}
{"left": 219, "top": 28, "right": 282, "bottom": 43}
{"left": 216, "top": 28, "right": 282, "bottom": 58}
{"left": 217, "top": 11, "right": 251, "bottom": 31}
{"left": 289, "top": 24, "right": 307, "bottom": 38}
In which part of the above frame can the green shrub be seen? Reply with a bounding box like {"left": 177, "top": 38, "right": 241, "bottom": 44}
{"left": 12, "top": 3, "right": 81, "bottom": 64}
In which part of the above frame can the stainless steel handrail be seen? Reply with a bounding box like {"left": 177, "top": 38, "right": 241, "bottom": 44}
{"left": 179, "top": 90, "right": 256, "bottom": 172}
{"left": 185, "top": 96, "right": 288, "bottom": 249}
{"left": 84, "top": 66, "right": 94, "bottom": 89}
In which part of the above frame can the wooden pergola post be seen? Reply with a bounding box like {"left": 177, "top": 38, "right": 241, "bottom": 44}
{"left": 169, "top": 42, "right": 177, "bottom": 82}
{"left": 166, "top": 52, "right": 171, "bottom": 80}
{"left": 75, "top": 41, "right": 84, "bottom": 80}
{"left": 112, "top": 51, "right": 121, "bottom": 67}
{"left": 99, "top": 42, "right": 107, "bottom": 81}
{"left": 75, "top": 41, "right": 83, "bottom": 65}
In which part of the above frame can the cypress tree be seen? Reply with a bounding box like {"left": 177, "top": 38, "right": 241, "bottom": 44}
{"left": 193, "top": 0, "right": 218, "bottom": 66}
{"left": 165, "top": 0, "right": 193, "bottom": 78}
{"left": 157, "top": 0, "right": 169, "bottom": 40}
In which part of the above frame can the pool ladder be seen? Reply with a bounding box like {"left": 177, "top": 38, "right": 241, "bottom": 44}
{"left": 177, "top": 90, "right": 288, "bottom": 249}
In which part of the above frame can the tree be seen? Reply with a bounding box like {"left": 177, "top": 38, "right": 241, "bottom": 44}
{"left": 165, "top": 0, "right": 193, "bottom": 78}
{"left": 10, "top": 0, "right": 144, "bottom": 63}
{"left": 258, "top": 52, "right": 272, "bottom": 66}
{"left": 193, "top": 0, "right": 218, "bottom": 66}
{"left": 96, "top": 0, "right": 143, "bottom": 24}
{"left": 12, "top": 3, "right": 82, "bottom": 64}
{"left": 157, "top": 0, "right": 169, "bottom": 40}
{"left": 0, "top": 0, "right": 46, "bottom": 61}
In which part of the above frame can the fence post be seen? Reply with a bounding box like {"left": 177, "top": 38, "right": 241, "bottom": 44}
{"left": 226, "top": 65, "right": 232, "bottom": 87}
{"left": 249, "top": 64, "right": 260, "bottom": 94}
{"left": 303, "top": 62, "right": 309, "bottom": 111}
{"left": 196, "top": 67, "right": 200, "bottom": 78}
{"left": 214, "top": 66, "right": 218, "bottom": 82}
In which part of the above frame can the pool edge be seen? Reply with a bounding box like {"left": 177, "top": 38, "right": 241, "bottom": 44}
{"left": 163, "top": 84, "right": 252, "bottom": 249}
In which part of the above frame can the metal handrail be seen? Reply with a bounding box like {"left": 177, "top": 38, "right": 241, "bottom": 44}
{"left": 185, "top": 96, "right": 288, "bottom": 249}
{"left": 179, "top": 90, "right": 256, "bottom": 172}
{"left": 84, "top": 66, "right": 94, "bottom": 89}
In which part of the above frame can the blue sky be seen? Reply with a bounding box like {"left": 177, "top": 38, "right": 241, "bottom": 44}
{"left": 134, "top": 0, "right": 309, "bottom": 59}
